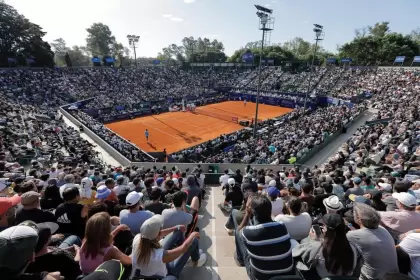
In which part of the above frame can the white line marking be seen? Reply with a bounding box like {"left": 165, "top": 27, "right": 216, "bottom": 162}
{"left": 211, "top": 186, "right": 219, "bottom": 279}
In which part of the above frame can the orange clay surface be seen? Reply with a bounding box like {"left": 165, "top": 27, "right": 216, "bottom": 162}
{"left": 105, "top": 101, "right": 293, "bottom": 154}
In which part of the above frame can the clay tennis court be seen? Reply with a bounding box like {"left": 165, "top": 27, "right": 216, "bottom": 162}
{"left": 105, "top": 101, "right": 293, "bottom": 154}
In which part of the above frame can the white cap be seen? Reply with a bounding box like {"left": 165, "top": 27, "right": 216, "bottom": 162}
{"left": 126, "top": 191, "right": 143, "bottom": 206}
{"left": 378, "top": 183, "right": 392, "bottom": 191}
{"left": 81, "top": 177, "right": 93, "bottom": 190}
{"left": 392, "top": 192, "right": 417, "bottom": 207}
{"left": 140, "top": 215, "right": 164, "bottom": 240}
{"left": 228, "top": 178, "right": 235, "bottom": 186}
{"left": 268, "top": 180, "right": 277, "bottom": 187}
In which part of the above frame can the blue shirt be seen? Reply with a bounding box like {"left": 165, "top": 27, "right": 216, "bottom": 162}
{"left": 145, "top": 130, "right": 149, "bottom": 137}
{"left": 119, "top": 209, "right": 154, "bottom": 234}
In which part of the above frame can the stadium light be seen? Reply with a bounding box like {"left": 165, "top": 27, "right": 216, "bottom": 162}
{"left": 253, "top": 5, "right": 274, "bottom": 138}
{"left": 303, "top": 24, "right": 324, "bottom": 110}
{"left": 127, "top": 35, "right": 140, "bottom": 68}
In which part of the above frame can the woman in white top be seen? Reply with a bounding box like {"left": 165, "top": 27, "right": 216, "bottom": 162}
{"left": 131, "top": 215, "right": 206, "bottom": 279}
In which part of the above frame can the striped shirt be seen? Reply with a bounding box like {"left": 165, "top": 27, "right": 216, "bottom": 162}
{"left": 242, "top": 221, "right": 294, "bottom": 277}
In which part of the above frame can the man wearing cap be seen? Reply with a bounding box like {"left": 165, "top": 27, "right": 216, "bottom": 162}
{"left": 380, "top": 192, "right": 420, "bottom": 237}
{"left": 0, "top": 222, "right": 64, "bottom": 280}
{"left": 15, "top": 191, "right": 56, "bottom": 225}
{"left": 266, "top": 186, "right": 283, "bottom": 217}
{"left": 345, "top": 177, "right": 365, "bottom": 198}
{"left": 59, "top": 174, "right": 79, "bottom": 198}
{"left": 119, "top": 191, "right": 153, "bottom": 234}
{"left": 0, "top": 196, "right": 21, "bottom": 231}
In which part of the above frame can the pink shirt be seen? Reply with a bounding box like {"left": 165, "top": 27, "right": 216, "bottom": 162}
{"left": 380, "top": 210, "right": 420, "bottom": 233}
{"left": 80, "top": 245, "right": 114, "bottom": 274}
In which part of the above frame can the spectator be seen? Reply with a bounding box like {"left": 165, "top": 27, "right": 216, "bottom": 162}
{"left": 183, "top": 175, "right": 202, "bottom": 206}
{"left": 293, "top": 213, "right": 358, "bottom": 279}
{"left": 55, "top": 187, "right": 88, "bottom": 238}
{"left": 131, "top": 215, "right": 206, "bottom": 278}
{"left": 15, "top": 191, "right": 56, "bottom": 224}
{"left": 144, "top": 188, "right": 171, "bottom": 215}
{"left": 347, "top": 203, "right": 399, "bottom": 279}
{"left": 275, "top": 197, "right": 312, "bottom": 241}
{"left": 266, "top": 186, "right": 283, "bottom": 217}
{"left": 119, "top": 191, "right": 153, "bottom": 234}
{"left": 79, "top": 212, "right": 131, "bottom": 275}
{"left": 235, "top": 194, "right": 295, "bottom": 279}
{"left": 0, "top": 196, "right": 21, "bottom": 230}
{"left": 219, "top": 169, "right": 230, "bottom": 187}
{"left": 40, "top": 181, "right": 63, "bottom": 210}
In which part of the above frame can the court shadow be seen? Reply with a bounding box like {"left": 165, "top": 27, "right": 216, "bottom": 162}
{"left": 151, "top": 115, "right": 202, "bottom": 143}
{"left": 147, "top": 142, "right": 157, "bottom": 150}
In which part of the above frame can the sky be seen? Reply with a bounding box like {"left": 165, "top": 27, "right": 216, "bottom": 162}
{"left": 4, "top": 0, "right": 420, "bottom": 58}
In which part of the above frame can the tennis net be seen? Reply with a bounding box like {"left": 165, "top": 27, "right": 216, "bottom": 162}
{"left": 193, "top": 107, "right": 238, "bottom": 124}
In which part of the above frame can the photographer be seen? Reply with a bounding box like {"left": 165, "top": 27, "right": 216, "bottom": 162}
{"left": 292, "top": 213, "right": 358, "bottom": 279}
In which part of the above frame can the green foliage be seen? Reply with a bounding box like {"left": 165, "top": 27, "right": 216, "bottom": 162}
{"left": 157, "top": 36, "right": 227, "bottom": 63}
{"left": 0, "top": 0, "right": 54, "bottom": 67}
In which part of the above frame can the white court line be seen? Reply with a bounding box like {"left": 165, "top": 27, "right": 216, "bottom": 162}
{"left": 140, "top": 122, "right": 183, "bottom": 140}
{"left": 211, "top": 186, "right": 219, "bottom": 279}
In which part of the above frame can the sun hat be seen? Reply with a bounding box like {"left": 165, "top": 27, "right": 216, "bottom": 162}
{"left": 392, "top": 192, "right": 417, "bottom": 207}
{"left": 323, "top": 195, "right": 344, "bottom": 211}
{"left": 140, "top": 215, "right": 164, "bottom": 240}
{"left": 126, "top": 191, "right": 143, "bottom": 206}
{"left": 0, "top": 196, "right": 21, "bottom": 216}
{"left": 95, "top": 185, "right": 111, "bottom": 199}
{"left": 0, "top": 222, "right": 39, "bottom": 274}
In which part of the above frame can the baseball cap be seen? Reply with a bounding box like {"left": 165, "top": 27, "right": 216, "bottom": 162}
{"left": 126, "top": 191, "right": 143, "bottom": 206}
{"left": 349, "top": 194, "right": 371, "bottom": 205}
{"left": 20, "top": 191, "right": 40, "bottom": 206}
{"left": 319, "top": 213, "right": 344, "bottom": 230}
{"left": 368, "top": 189, "right": 383, "bottom": 200}
{"left": 0, "top": 222, "right": 39, "bottom": 274}
{"left": 140, "top": 215, "right": 163, "bottom": 240}
{"left": 267, "top": 186, "right": 280, "bottom": 198}
{"left": 242, "top": 182, "right": 258, "bottom": 193}
{"left": 378, "top": 182, "right": 392, "bottom": 192}
{"left": 0, "top": 196, "right": 21, "bottom": 216}
{"left": 228, "top": 178, "right": 236, "bottom": 186}
{"left": 31, "top": 222, "right": 59, "bottom": 253}
{"left": 391, "top": 171, "right": 401, "bottom": 177}
{"left": 156, "top": 177, "right": 164, "bottom": 185}
{"left": 96, "top": 185, "right": 111, "bottom": 199}
{"left": 392, "top": 192, "right": 417, "bottom": 207}
{"left": 268, "top": 180, "right": 277, "bottom": 187}
{"left": 352, "top": 177, "right": 362, "bottom": 184}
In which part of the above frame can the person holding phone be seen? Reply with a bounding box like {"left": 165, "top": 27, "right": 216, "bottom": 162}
{"left": 292, "top": 213, "right": 358, "bottom": 279}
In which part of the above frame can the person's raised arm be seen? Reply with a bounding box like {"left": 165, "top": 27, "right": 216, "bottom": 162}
{"left": 107, "top": 247, "right": 132, "bottom": 266}
{"left": 162, "top": 232, "right": 199, "bottom": 264}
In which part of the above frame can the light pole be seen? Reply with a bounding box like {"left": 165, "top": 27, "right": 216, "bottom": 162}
{"left": 253, "top": 5, "right": 274, "bottom": 138}
{"left": 127, "top": 35, "right": 140, "bottom": 67}
{"left": 303, "top": 24, "right": 324, "bottom": 110}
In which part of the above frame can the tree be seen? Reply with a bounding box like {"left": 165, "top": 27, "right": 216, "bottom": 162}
{"left": 86, "top": 23, "right": 116, "bottom": 57}
{"left": 368, "top": 21, "right": 390, "bottom": 37}
{"left": 67, "top": 46, "right": 91, "bottom": 66}
{"left": 228, "top": 44, "right": 294, "bottom": 65}
{"left": 282, "top": 37, "right": 312, "bottom": 60}
{"left": 410, "top": 28, "right": 420, "bottom": 45}
{"left": 51, "top": 38, "right": 69, "bottom": 66}
{"left": 0, "top": 0, "right": 54, "bottom": 67}
{"left": 355, "top": 27, "right": 368, "bottom": 39}
{"left": 338, "top": 32, "right": 419, "bottom": 65}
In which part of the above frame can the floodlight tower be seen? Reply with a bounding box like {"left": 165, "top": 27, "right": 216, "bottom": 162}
{"left": 127, "top": 35, "right": 140, "bottom": 67}
{"left": 253, "top": 5, "right": 275, "bottom": 138}
{"left": 303, "top": 24, "right": 324, "bottom": 110}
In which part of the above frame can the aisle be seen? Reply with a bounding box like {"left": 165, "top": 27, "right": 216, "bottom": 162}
{"left": 179, "top": 186, "right": 248, "bottom": 280}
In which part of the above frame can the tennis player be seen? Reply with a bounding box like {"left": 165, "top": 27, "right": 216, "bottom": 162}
{"left": 145, "top": 129, "right": 149, "bottom": 142}
{"left": 244, "top": 99, "right": 247, "bottom": 107}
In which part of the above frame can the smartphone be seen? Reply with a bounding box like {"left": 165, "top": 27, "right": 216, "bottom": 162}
{"left": 312, "top": 224, "right": 322, "bottom": 238}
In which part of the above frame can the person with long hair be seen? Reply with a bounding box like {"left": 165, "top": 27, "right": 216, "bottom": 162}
{"left": 131, "top": 215, "right": 206, "bottom": 279}
{"left": 77, "top": 212, "right": 131, "bottom": 275}
{"left": 292, "top": 213, "right": 358, "bottom": 279}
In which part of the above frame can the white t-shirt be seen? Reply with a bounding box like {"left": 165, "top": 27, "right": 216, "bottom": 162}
{"left": 399, "top": 232, "right": 420, "bottom": 280}
{"left": 274, "top": 212, "right": 312, "bottom": 241}
{"left": 219, "top": 174, "right": 229, "bottom": 186}
{"left": 271, "top": 198, "right": 284, "bottom": 217}
{"left": 131, "top": 234, "right": 168, "bottom": 277}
